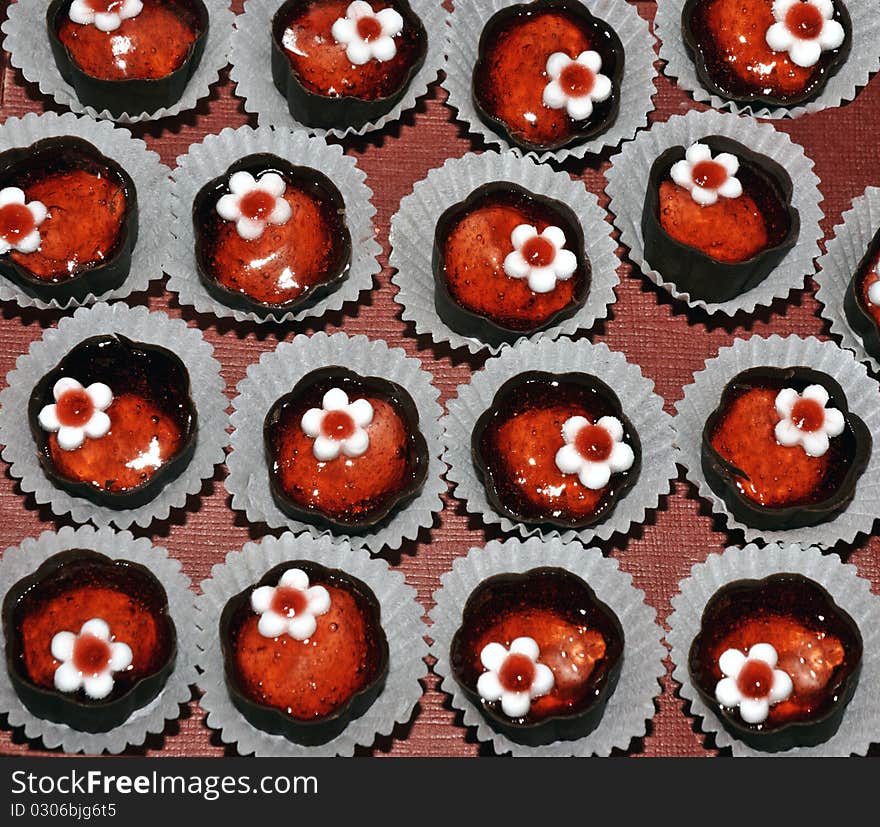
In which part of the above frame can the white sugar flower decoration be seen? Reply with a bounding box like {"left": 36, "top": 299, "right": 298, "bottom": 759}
{"left": 0, "top": 187, "right": 47, "bottom": 255}
{"left": 477, "top": 637, "right": 555, "bottom": 719}
{"left": 331, "top": 1, "right": 404, "bottom": 66}
{"left": 37, "top": 378, "right": 113, "bottom": 452}
{"left": 670, "top": 143, "right": 743, "bottom": 206}
{"left": 774, "top": 384, "right": 845, "bottom": 458}
{"left": 216, "top": 171, "right": 292, "bottom": 241}
{"left": 502, "top": 224, "right": 578, "bottom": 294}
{"left": 715, "top": 643, "right": 793, "bottom": 724}
{"left": 542, "top": 51, "right": 613, "bottom": 121}
{"left": 251, "top": 568, "right": 331, "bottom": 641}
{"left": 52, "top": 618, "right": 133, "bottom": 700}
{"left": 68, "top": 0, "right": 143, "bottom": 32}
{"left": 869, "top": 280, "right": 880, "bottom": 307}
{"left": 555, "top": 415, "right": 635, "bottom": 490}
{"left": 300, "top": 387, "right": 374, "bottom": 461}
{"left": 766, "top": 0, "right": 845, "bottom": 68}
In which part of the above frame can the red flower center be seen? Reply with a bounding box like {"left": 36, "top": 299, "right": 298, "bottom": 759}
{"left": 574, "top": 423, "right": 614, "bottom": 462}
{"left": 691, "top": 160, "right": 728, "bottom": 190}
{"left": 56, "top": 388, "right": 95, "bottom": 428}
{"left": 0, "top": 203, "right": 35, "bottom": 243}
{"left": 736, "top": 658, "right": 775, "bottom": 699}
{"left": 239, "top": 190, "right": 276, "bottom": 221}
{"left": 270, "top": 586, "right": 309, "bottom": 619}
{"left": 72, "top": 634, "right": 111, "bottom": 675}
{"left": 85, "top": 0, "right": 124, "bottom": 13}
{"left": 785, "top": 2, "right": 825, "bottom": 40}
{"left": 356, "top": 15, "right": 383, "bottom": 41}
{"left": 558, "top": 62, "right": 595, "bottom": 97}
{"left": 498, "top": 653, "right": 536, "bottom": 693}
{"left": 521, "top": 236, "right": 556, "bottom": 268}
{"left": 790, "top": 398, "right": 825, "bottom": 432}
{"left": 321, "top": 409, "right": 356, "bottom": 440}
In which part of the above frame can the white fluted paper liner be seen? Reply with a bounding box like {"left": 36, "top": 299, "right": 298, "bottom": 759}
{"left": 668, "top": 542, "right": 880, "bottom": 756}
{"left": 430, "top": 537, "right": 664, "bottom": 756}
{"left": 442, "top": 0, "right": 657, "bottom": 164}
{"left": 229, "top": 0, "right": 447, "bottom": 140}
{"left": 195, "top": 533, "right": 427, "bottom": 756}
{"left": 0, "top": 303, "right": 228, "bottom": 530}
{"left": 605, "top": 109, "right": 824, "bottom": 317}
{"left": 444, "top": 338, "right": 677, "bottom": 545}
{"left": 656, "top": 0, "right": 880, "bottom": 120}
{"left": 226, "top": 332, "right": 445, "bottom": 552}
{"left": 674, "top": 335, "right": 880, "bottom": 548}
{"left": 0, "top": 526, "right": 198, "bottom": 755}
{"left": 2, "top": 0, "right": 234, "bottom": 124}
{"left": 0, "top": 112, "right": 170, "bottom": 311}
{"left": 815, "top": 186, "right": 880, "bottom": 373}
{"left": 168, "top": 125, "right": 381, "bottom": 324}
{"left": 390, "top": 151, "right": 620, "bottom": 355}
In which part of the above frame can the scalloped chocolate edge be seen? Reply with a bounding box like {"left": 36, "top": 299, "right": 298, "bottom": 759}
{"left": 2, "top": 549, "right": 178, "bottom": 734}
{"left": 641, "top": 135, "right": 800, "bottom": 304}
{"left": 843, "top": 222, "right": 880, "bottom": 362}
{"left": 700, "top": 366, "right": 872, "bottom": 531}
{"left": 687, "top": 572, "right": 862, "bottom": 752}
{"left": 219, "top": 559, "right": 390, "bottom": 746}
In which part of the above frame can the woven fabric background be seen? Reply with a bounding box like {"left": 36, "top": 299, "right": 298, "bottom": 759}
{"left": 1, "top": 0, "right": 878, "bottom": 757}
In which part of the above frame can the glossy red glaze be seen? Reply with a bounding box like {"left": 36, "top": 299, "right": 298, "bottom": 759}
{"left": 279, "top": 0, "right": 423, "bottom": 100}
{"left": 270, "top": 587, "right": 309, "bottom": 619}
{"left": 574, "top": 423, "right": 613, "bottom": 462}
{"left": 708, "top": 382, "right": 853, "bottom": 508}
{"left": 7, "top": 169, "right": 125, "bottom": 282}
{"left": 658, "top": 161, "right": 791, "bottom": 264}
{"left": 228, "top": 580, "right": 385, "bottom": 720}
{"left": 57, "top": 0, "right": 200, "bottom": 82}
{"left": 736, "top": 658, "right": 774, "bottom": 698}
{"left": 72, "top": 635, "right": 111, "bottom": 675}
{"left": 0, "top": 203, "right": 35, "bottom": 243}
{"left": 47, "top": 393, "right": 185, "bottom": 494}
{"left": 687, "top": 0, "right": 843, "bottom": 104}
{"left": 439, "top": 187, "right": 587, "bottom": 331}
{"left": 476, "top": 376, "right": 636, "bottom": 524}
{"left": 86, "top": 0, "right": 124, "bottom": 11}
{"left": 321, "top": 409, "right": 355, "bottom": 440}
{"left": 558, "top": 62, "right": 594, "bottom": 96}
{"left": 56, "top": 388, "right": 95, "bottom": 428}
{"left": 498, "top": 653, "right": 536, "bottom": 693}
{"left": 856, "top": 249, "right": 880, "bottom": 327}
{"left": 790, "top": 397, "right": 825, "bottom": 432}
{"left": 691, "top": 160, "right": 727, "bottom": 190}
{"left": 357, "top": 15, "right": 383, "bottom": 41}
{"left": 473, "top": 5, "right": 618, "bottom": 148}
{"left": 786, "top": 2, "right": 824, "bottom": 39}
{"left": 239, "top": 190, "right": 277, "bottom": 222}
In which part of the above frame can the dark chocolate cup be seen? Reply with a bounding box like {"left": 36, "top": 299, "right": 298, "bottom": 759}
{"left": 192, "top": 152, "right": 353, "bottom": 317}
{"left": 450, "top": 566, "right": 625, "bottom": 746}
{"left": 470, "top": 0, "right": 625, "bottom": 155}
{"left": 687, "top": 573, "right": 863, "bottom": 752}
{"left": 270, "top": 0, "right": 428, "bottom": 131}
{"left": 0, "top": 136, "right": 138, "bottom": 304}
{"left": 431, "top": 182, "right": 592, "bottom": 348}
{"left": 2, "top": 549, "right": 178, "bottom": 734}
{"left": 27, "top": 334, "right": 199, "bottom": 510}
{"left": 680, "top": 0, "right": 853, "bottom": 111}
{"left": 641, "top": 135, "right": 800, "bottom": 304}
{"left": 471, "top": 370, "right": 642, "bottom": 531}
{"left": 700, "top": 366, "right": 872, "bottom": 531}
{"left": 219, "top": 559, "right": 389, "bottom": 746}
{"left": 46, "top": 0, "right": 209, "bottom": 118}
{"left": 843, "top": 224, "right": 880, "bottom": 362}
{"left": 263, "top": 366, "right": 430, "bottom": 534}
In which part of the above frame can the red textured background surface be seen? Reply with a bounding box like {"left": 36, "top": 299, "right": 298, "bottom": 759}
{"left": 1, "top": 0, "right": 879, "bottom": 758}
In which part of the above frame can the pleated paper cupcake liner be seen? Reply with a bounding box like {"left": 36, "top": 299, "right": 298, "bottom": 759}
{"left": 673, "top": 334, "right": 880, "bottom": 548}
{"left": 667, "top": 542, "right": 880, "bottom": 756}
{"left": 605, "top": 108, "right": 824, "bottom": 317}
{"left": 389, "top": 150, "right": 621, "bottom": 355}
{"left": 444, "top": 337, "right": 677, "bottom": 545}
{"left": 0, "top": 303, "right": 229, "bottom": 530}
{"left": 0, "top": 112, "right": 170, "bottom": 310}
{"left": 168, "top": 125, "right": 381, "bottom": 324}
{"left": 430, "top": 536, "right": 665, "bottom": 756}
{"left": 0, "top": 526, "right": 198, "bottom": 755}
{"left": 226, "top": 332, "right": 445, "bottom": 553}
{"left": 229, "top": 0, "right": 447, "bottom": 140}
{"left": 196, "top": 532, "right": 427, "bottom": 756}
{"left": 2, "top": 0, "right": 234, "bottom": 123}
{"left": 442, "top": 0, "right": 658, "bottom": 164}
{"left": 656, "top": 0, "right": 880, "bottom": 120}
{"left": 815, "top": 186, "right": 880, "bottom": 373}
